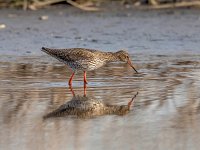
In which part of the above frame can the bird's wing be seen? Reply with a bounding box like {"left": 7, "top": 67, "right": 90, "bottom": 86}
{"left": 64, "top": 48, "right": 96, "bottom": 62}
{"left": 42, "top": 47, "right": 96, "bottom": 62}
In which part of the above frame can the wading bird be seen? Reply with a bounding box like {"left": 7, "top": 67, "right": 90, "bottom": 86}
{"left": 41, "top": 47, "right": 138, "bottom": 86}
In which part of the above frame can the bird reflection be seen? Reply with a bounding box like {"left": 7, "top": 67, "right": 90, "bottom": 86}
{"left": 44, "top": 87, "right": 138, "bottom": 119}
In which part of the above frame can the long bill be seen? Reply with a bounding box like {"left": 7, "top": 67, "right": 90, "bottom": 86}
{"left": 127, "top": 59, "right": 138, "bottom": 73}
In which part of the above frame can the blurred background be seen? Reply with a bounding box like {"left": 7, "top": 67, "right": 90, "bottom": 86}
{"left": 1, "top": 0, "right": 200, "bottom": 10}
{"left": 0, "top": 1, "right": 200, "bottom": 150}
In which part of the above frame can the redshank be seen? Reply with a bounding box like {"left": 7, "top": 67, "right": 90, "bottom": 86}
{"left": 41, "top": 47, "right": 138, "bottom": 86}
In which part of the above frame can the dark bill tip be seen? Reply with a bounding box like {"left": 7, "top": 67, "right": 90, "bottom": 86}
{"left": 131, "top": 65, "right": 138, "bottom": 73}
{"left": 128, "top": 59, "right": 138, "bottom": 73}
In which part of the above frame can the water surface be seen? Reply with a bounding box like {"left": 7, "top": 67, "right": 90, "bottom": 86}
{"left": 0, "top": 53, "right": 199, "bottom": 150}
{"left": 0, "top": 7, "right": 200, "bottom": 150}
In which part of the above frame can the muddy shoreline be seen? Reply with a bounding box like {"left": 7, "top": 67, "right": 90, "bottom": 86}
{"left": 1, "top": 6, "right": 200, "bottom": 57}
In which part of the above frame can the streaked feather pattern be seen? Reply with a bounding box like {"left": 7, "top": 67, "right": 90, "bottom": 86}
{"left": 41, "top": 47, "right": 118, "bottom": 71}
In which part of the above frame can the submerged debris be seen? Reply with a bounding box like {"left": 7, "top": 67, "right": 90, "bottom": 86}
{"left": 39, "top": 15, "right": 48, "bottom": 20}
{"left": 1, "top": 0, "right": 200, "bottom": 10}
{"left": 0, "top": 24, "right": 6, "bottom": 29}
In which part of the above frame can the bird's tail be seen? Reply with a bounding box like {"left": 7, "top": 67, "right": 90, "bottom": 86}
{"left": 41, "top": 47, "right": 68, "bottom": 63}
{"left": 41, "top": 47, "right": 61, "bottom": 58}
{"left": 41, "top": 47, "right": 52, "bottom": 54}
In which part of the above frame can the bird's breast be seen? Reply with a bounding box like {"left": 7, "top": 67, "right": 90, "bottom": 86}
{"left": 85, "top": 58, "right": 106, "bottom": 71}
{"left": 63, "top": 58, "right": 106, "bottom": 71}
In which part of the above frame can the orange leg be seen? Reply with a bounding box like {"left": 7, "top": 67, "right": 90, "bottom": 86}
{"left": 83, "top": 71, "right": 88, "bottom": 85}
{"left": 68, "top": 72, "right": 75, "bottom": 86}
{"left": 69, "top": 85, "right": 75, "bottom": 96}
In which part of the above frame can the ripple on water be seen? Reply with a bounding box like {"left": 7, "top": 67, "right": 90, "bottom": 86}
{"left": 0, "top": 54, "right": 200, "bottom": 150}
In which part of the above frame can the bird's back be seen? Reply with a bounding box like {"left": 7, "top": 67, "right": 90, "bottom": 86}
{"left": 42, "top": 47, "right": 95, "bottom": 60}
{"left": 41, "top": 47, "right": 109, "bottom": 71}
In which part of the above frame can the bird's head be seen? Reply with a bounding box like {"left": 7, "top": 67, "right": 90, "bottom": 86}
{"left": 115, "top": 50, "right": 138, "bottom": 73}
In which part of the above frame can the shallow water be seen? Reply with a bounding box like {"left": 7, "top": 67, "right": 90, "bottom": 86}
{"left": 0, "top": 53, "right": 199, "bottom": 150}
{"left": 0, "top": 7, "right": 200, "bottom": 150}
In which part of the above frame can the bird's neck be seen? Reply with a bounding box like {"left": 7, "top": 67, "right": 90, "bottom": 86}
{"left": 104, "top": 52, "right": 119, "bottom": 62}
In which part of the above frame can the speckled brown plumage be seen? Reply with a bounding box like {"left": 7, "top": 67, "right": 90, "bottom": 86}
{"left": 41, "top": 47, "right": 138, "bottom": 86}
